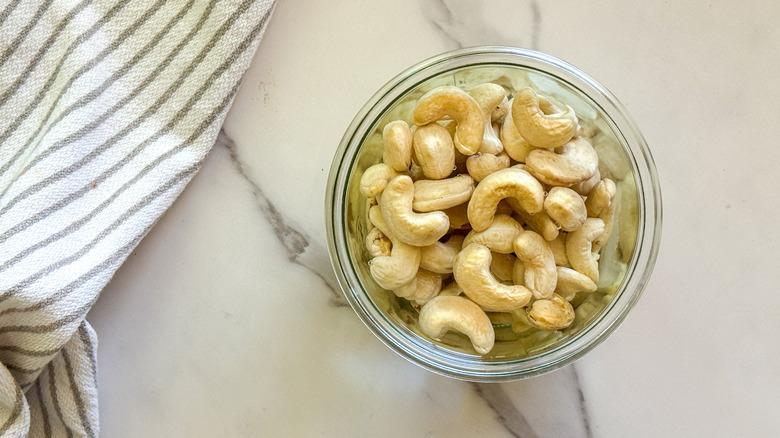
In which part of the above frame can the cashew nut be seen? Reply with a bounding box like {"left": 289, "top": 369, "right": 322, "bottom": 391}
{"left": 418, "top": 295, "right": 495, "bottom": 355}
{"left": 367, "top": 206, "right": 421, "bottom": 290}
{"left": 526, "top": 293, "right": 575, "bottom": 330}
{"left": 490, "top": 252, "right": 516, "bottom": 283}
{"left": 466, "top": 151, "right": 511, "bottom": 182}
{"left": 491, "top": 96, "right": 509, "bottom": 123}
{"left": 544, "top": 187, "right": 587, "bottom": 232}
{"left": 566, "top": 217, "right": 605, "bottom": 282}
{"left": 412, "top": 174, "right": 475, "bottom": 212}
{"left": 511, "top": 87, "right": 578, "bottom": 149}
{"left": 382, "top": 120, "right": 413, "bottom": 171}
{"left": 359, "top": 163, "right": 398, "bottom": 197}
{"left": 548, "top": 233, "right": 570, "bottom": 267}
{"left": 469, "top": 83, "right": 507, "bottom": 154}
{"left": 467, "top": 167, "right": 545, "bottom": 232}
{"left": 420, "top": 234, "right": 464, "bottom": 274}
{"left": 412, "top": 123, "right": 456, "bottom": 180}
{"left": 513, "top": 230, "right": 557, "bottom": 300}
{"left": 555, "top": 266, "right": 597, "bottom": 301}
{"left": 512, "top": 208, "right": 559, "bottom": 242}
{"left": 500, "top": 100, "right": 538, "bottom": 162}
{"left": 365, "top": 227, "right": 391, "bottom": 257}
{"left": 585, "top": 178, "right": 617, "bottom": 252}
{"left": 463, "top": 214, "right": 523, "bottom": 254}
{"left": 412, "top": 86, "right": 484, "bottom": 155}
{"left": 453, "top": 243, "right": 533, "bottom": 312}
{"left": 525, "top": 137, "right": 599, "bottom": 187}
{"left": 380, "top": 175, "right": 449, "bottom": 247}
{"left": 394, "top": 268, "right": 442, "bottom": 303}
{"left": 572, "top": 168, "right": 601, "bottom": 196}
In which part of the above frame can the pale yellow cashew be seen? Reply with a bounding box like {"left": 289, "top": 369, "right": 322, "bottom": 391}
{"left": 365, "top": 227, "right": 391, "bottom": 258}
{"left": 511, "top": 87, "right": 579, "bottom": 149}
{"left": 512, "top": 209, "right": 559, "bottom": 242}
{"left": 382, "top": 120, "right": 413, "bottom": 172}
{"left": 469, "top": 83, "right": 507, "bottom": 155}
{"left": 420, "top": 234, "right": 464, "bottom": 274}
{"left": 587, "top": 178, "right": 617, "bottom": 252}
{"left": 491, "top": 96, "right": 509, "bottom": 123}
{"left": 412, "top": 123, "right": 456, "bottom": 180}
{"left": 394, "top": 268, "right": 442, "bottom": 303}
{"left": 412, "top": 86, "right": 484, "bottom": 155}
{"left": 572, "top": 168, "right": 601, "bottom": 196}
{"left": 467, "top": 167, "right": 545, "bottom": 232}
{"left": 500, "top": 101, "right": 537, "bottom": 162}
{"left": 490, "top": 252, "right": 516, "bottom": 283}
{"left": 513, "top": 230, "right": 557, "bottom": 300}
{"left": 418, "top": 295, "right": 495, "bottom": 355}
{"left": 525, "top": 137, "right": 599, "bottom": 187}
{"left": 526, "top": 293, "right": 575, "bottom": 330}
{"left": 548, "top": 233, "right": 570, "bottom": 267}
{"left": 367, "top": 206, "right": 421, "bottom": 290}
{"left": 555, "top": 266, "right": 597, "bottom": 301}
{"left": 380, "top": 175, "right": 449, "bottom": 247}
{"left": 463, "top": 214, "right": 524, "bottom": 254}
{"left": 359, "top": 163, "right": 398, "bottom": 197}
{"left": 466, "top": 151, "right": 511, "bottom": 182}
{"left": 566, "top": 217, "right": 605, "bottom": 282}
{"left": 544, "top": 187, "right": 587, "bottom": 232}
{"left": 412, "top": 174, "right": 475, "bottom": 212}
{"left": 453, "top": 243, "right": 533, "bottom": 312}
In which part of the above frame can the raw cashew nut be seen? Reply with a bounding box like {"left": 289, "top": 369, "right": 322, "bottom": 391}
{"left": 412, "top": 86, "right": 484, "bottom": 155}
{"left": 513, "top": 230, "right": 557, "bottom": 300}
{"left": 394, "top": 268, "right": 442, "bottom": 303}
{"left": 501, "top": 100, "right": 538, "bottom": 162}
{"left": 468, "top": 168, "right": 545, "bottom": 232}
{"left": 512, "top": 208, "right": 559, "bottom": 242}
{"left": 572, "top": 168, "right": 601, "bottom": 196}
{"left": 469, "top": 83, "right": 507, "bottom": 154}
{"left": 549, "top": 233, "right": 570, "bottom": 267}
{"left": 413, "top": 174, "right": 475, "bottom": 212}
{"left": 566, "top": 217, "right": 605, "bottom": 282}
{"left": 511, "top": 87, "right": 579, "bottom": 149}
{"left": 365, "top": 227, "right": 391, "bottom": 257}
{"left": 418, "top": 295, "right": 495, "bottom": 355}
{"left": 544, "top": 187, "right": 587, "bottom": 232}
{"left": 466, "top": 152, "right": 511, "bottom": 182}
{"left": 413, "top": 123, "right": 456, "bottom": 180}
{"left": 380, "top": 175, "right": 449, "bottom": 247}
{"left": 453, "top": 243, "right": 533, "bottom": 312}
{"left": 555, "top": 266, "right": 597, "bottom": 301}
{"left": 360, "top": 163, "right": 398, "bottom": 197}
{"left": 382, "top": 120, "right": 413, "bottom": 171}
{"left": 585, "top": 178, "right": 617, "bottom": 252}
{"left": 420, "top": 234, "right": 464, "bottom": 274}
{"left": 491, "top": 96, "right": 509, "bottom": 123}
{"left": 367, "top": 206, "right": 421, "bottom": 290}
{"left": 463, "top": 214, "right": 524, "bottom": 254}
{"left": 525, "top": 137, "right": 599, "bottom": 187}
{"left": 526, "top": 293, "right": 575, "bottom": 330}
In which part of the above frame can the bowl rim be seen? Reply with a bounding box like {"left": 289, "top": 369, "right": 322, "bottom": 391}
{"left": 325, "top": 45, "right": 663, "bottom": 381}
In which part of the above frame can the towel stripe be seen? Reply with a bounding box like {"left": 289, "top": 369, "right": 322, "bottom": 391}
{"left": 35, "top": 381, "right": 53, "bottom": 437}
{"left": 61, "top": 349, "right": 94, "bottom": 438}
{"left": 0, "top": 0, "right": 54, "bottom": 68}
{"left": 0, "top": 0, "right": 24, "bottom": 29}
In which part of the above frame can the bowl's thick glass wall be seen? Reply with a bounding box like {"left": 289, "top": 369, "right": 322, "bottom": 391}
{"left": 326, "top": 47, "right": 661, "bottom": 381}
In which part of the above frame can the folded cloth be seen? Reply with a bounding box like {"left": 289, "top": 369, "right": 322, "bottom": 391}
{"left": 0, "top": 0, "right": 276, "bottom": 435}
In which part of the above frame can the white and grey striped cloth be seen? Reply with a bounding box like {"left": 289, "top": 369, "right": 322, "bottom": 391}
{"left": 0, "top": 0, "right": 276, "bottom": 435}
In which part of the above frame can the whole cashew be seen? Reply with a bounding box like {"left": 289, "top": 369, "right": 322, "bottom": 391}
{"left": 566, "top": 217, "right": 605, "bottom": 282}
{"left": 463, "top": 214, "right": 524, "bottom": 254}
{"left": 512, "top": 208, "right": 559, "bottom": 242}
{"left": 413, "top": 123, "right": 456, "bottom": 180}
{"left": 572, "top": 168, "right": 601, "bottom": 196}
{"left": 418, "top": 295, "right": 495, "bottom": 355}
{"left": 394, "top": 268, "right": 442, "bottom": 303}
{"left": 555, "top": 266, "right": 597, "bottom": 301}
{"left": 412, "top": 174, "right": 475, "bottom": 212}
{"left": 360, "top": 163, "right": 399, "bottom": 197}
{"left": 490, "top": 252, "right": 516, "bottom": 283}
{"left": 467, "top": 167, "right": 545, "bottom": 232}
{"left": 420, "top": 234, "right": 464, "bottom": 274}
{"left": 365, "top": 227, "right": 391, "bottom": 258}
{"left": 380, "top": 175, "right": 450, "bottom": 247}
{"left": 544, "top": 187, "right": 587, "bottom": 232}
{"left": 525, "top": 137, "right": 599, "bottom": 187}
{"left": 466, "top": 151, "right": 511, "bottom": 182}
{"left": 382, "top": 120, "right": 413, "bottom": 171}
{"left": 513, "top": 230, "right": 557, "bottom": 300}
{"left": 453, "top": 243, "right": 533, "bottom": 312}
{"left": 469, "top": 83, "right": 507, "bottom": 154}
{"left": 548, "top": 233, "right": 570, "bottom": 267}
{"left": 526, "top": 293, "right": 575, "bottom": 330}
{"left": 511, "top": 87, "right": 579, "bottom": 149}
{"left": 500, "top": 100, "right": 537, "bottom": 162}
{"left": 412, "top": 86, "right": 484, "bottom": 155}
{"left": 585, "top": 178, "right": 617, "bottom": 252}
{"left": 491, "top": 96, "right": 509, "bottom": 123}
{"left": 367, "top": 206, "right": 421, "bottom": 290}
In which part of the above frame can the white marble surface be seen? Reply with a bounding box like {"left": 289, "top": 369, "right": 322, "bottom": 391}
{"left": 86, "top": 0, "right": 780, "bottom": 436}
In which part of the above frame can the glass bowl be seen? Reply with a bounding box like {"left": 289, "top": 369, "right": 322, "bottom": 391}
{"left": 325, "top": 46, "right": 662, "bottom": 382}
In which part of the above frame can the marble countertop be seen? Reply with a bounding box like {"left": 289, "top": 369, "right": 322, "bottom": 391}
{"left": 86, "top": 0, "right": 780, "bottom": 436}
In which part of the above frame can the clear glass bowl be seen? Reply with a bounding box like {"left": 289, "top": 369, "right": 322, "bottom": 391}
{"left": 325, "top": 46, "right": 662, "bottom": 382}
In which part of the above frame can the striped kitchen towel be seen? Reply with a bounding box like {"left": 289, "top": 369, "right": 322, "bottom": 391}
{"left": 0, "top": 0, "right": 276, "bottom": 435}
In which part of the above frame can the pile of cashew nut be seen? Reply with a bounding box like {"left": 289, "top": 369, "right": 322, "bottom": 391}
{"left": 359, "top": 83, "right": 618, "bottom": 355}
